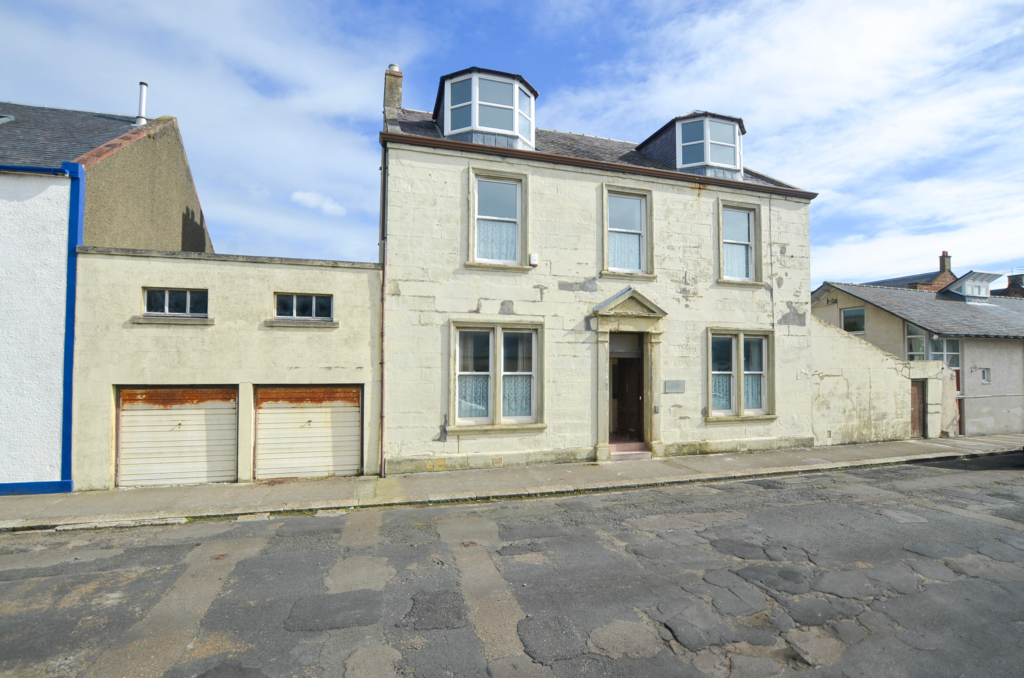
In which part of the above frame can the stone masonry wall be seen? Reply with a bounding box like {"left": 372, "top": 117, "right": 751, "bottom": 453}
{"left": 382, "top": 144, "right": 815, "bottom": 472}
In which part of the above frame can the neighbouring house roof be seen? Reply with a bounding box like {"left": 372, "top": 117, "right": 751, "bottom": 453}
{"left": 862, "top": 270, "right": 950, "bottom": 289}
{"left": 0, "top": 101, "right": 138, "bottom": 170}
{"left": 818, "top": 282, "right": 1024, "bottom": 338}
{"left": 383, "top": 108, "right": 808, "bottom": 196}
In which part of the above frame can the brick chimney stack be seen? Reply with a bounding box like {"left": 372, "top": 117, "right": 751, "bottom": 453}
{"left": 384, "top": 64, "right": 402, "bottom": 111}
{"left": 939, "top": 251, "right": 952, "bottom": 273}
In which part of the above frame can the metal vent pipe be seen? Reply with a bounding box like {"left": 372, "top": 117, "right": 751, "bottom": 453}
{"left": 134, "top": 82, "right": 148, "bottom": 126}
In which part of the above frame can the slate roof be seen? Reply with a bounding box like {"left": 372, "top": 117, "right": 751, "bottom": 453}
{"left": 385, "top": 108, "right": 794, "bottom": 189}
{"left": 862, "top": 270, "right": 947, "bottom": 289}
{"left": 822, "top": 282, "right": 1024, "bottom": 338}
{"left": 0, "top": 102, "right": 137, "bottom": 170}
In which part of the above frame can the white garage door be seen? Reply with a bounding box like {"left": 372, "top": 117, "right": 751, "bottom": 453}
{"left": 118, "top": 387, "right": 238, "bottom": 487}
{"left": 255, "top": 386, "right": 362, "bottom": 480}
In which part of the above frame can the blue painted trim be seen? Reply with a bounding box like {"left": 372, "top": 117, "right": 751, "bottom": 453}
{"left": 0, "top": 164, "right": 68, "bottom": 176}
{"left": 59, "top": 161, "right": 85, "bottom": 492}
{"left": 0, "top": 480, "right": 74, "bottom": 496}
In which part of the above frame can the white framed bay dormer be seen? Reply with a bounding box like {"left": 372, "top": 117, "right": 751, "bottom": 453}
{"left": 675, "top": 116, "right": 744, "bottom": 174}
{"left": 443, "top": 70, "right": 536, "bottom": 148}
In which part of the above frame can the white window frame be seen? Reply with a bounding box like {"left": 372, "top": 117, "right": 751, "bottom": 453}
{"left": 453, "top": 323, "right": 541, "bottom": 428}
{"left": 675, "top": 117, "right": 742, "bottom": 171}
{"left": 456, "top": 328, "right": 494, "bottom": 425}
{"left": 743, "top": 336, "right": 767, "bottom": 415}
{"left": 719, "top": 204, "right": 759, "bottom": 283}
{"left": 144, "top": 288, "right": 208, "bottom": 317}
{"left": 274, "top": 293, "right": 334, "bottom": 320}
{"left": 708, "top": 330, "right": 774, "bottom": 420}
{"left": 500, "top": 330, "right": 537, "bottom": 424}
{"left": 710, "top": 335, "right": 737, "bottom": 415}
{"left": 929, "top": 335, "right": 961, "bottom": 393}
{"left": 444, "top": 72, "right": 535, "bottom": 146}
{"left": 905, "top": 323, "right": 926, "bottom": 361}
{"left": 607, "top": 191, "right": 647, "bottom": 274}
{"left": 474, "top": 177, "right": 522, "bottom": 266}
{"left": 842, "top": 308, "right": 866, "bottom": 334}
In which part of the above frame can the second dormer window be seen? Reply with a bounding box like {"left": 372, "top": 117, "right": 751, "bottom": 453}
{"left": 677, "top": 117, "right": 741, "bottom": 170}
{"left": 445, "top": 72, "right": 535, "bottom": 146}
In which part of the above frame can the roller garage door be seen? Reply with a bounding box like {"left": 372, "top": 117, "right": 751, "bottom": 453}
{"left": 118, "top": 387, "right": 238, "bottom": 487}
{"left": 255, "top": 386, "right": 362, "bottom": 480}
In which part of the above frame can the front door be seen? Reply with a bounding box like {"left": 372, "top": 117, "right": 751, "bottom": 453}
{"left": 610, "top": 333, "right": 644, "bottom": 444}
{"left": 910, "top": 380, "right": 925, "bottom": 438}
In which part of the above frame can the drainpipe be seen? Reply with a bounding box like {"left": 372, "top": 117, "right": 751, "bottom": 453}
{"left": 378, "top": 144, "right": 389, "bottom": 477}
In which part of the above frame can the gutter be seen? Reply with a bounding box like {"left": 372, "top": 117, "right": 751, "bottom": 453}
{"left": 0, "top": 162, "right": 82, "bottom": 495}
{"left": 379, "top": 132, "right": 818, "bottom": 201}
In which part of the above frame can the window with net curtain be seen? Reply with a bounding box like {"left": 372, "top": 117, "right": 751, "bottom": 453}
{"left": 711, "top": 334, "right": 768, "bottom": 415}
{"left": 743, "top": 337, "right": 765, "bottom": 412}
{"left": 457, "top": 330, "right": 492, "bottom": 422}
{"left": 608, "top": 193, "right": 645, "bottom": 272}
{"left": 502, "top": 332, "right": 534, "bottom": 420}
{"left": 711, "top": 336, "right": 734, "bottom": 412}
{"left": 722, "top": 208, "right": 753, "bottom": 280}
{"left": 476, "top": 179, "right": 520, "bottom": 264}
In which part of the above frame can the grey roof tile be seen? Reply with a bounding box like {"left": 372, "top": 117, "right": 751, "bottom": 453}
{"left": 385, "top": 108, "right": 796, "bottom": 189}
{"left": 826, "top": 282, "right": 1024, "bottom": 338}
{"left": 0, "top": 102, "right": 137, "bottom": 169}
{"left": 862, "top": 270, "right": 948, "bottom": 288}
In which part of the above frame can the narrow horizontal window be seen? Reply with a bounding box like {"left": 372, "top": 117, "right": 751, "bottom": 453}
{"left": 275, "top": 293, "right": 333, "bottom": 319}
{"left": 144, "top": 288, "right": 209, "bottom": 316}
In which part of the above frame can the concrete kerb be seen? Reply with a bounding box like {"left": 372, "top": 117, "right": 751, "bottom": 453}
{"left": 2, "top": 444, "right": 1020, "bottom": 533}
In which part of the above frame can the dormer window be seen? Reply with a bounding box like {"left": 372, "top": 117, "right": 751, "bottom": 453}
{"left": 677, "top": 117, "right": 741, "bottom": 170}
{"left": 442, "top": 70, "right": 536, "bottom": 147}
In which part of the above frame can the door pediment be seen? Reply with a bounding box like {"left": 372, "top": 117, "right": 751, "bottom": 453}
{"left": 593, "top": 287, "right": 667, "bottom": 318}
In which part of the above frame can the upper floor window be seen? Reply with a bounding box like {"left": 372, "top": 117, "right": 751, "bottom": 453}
{"left": 906, "top": 324, "right": 926, "bottom": 360}
{"left": 722, "top": 208, "right": 755, "bottom": 281}
{"left": 475, "top": 178, "right": 521, "bottom": 265}
{"left": 607, "top": 193, "right": 646, "bottom": 272}
{"left": 842, "top": 308, "right": 866, "bottom": 334}
{"left": 445, "top": 72, "right": 535, "bottom": 146}
{"left": 677, "top": 117, "right": 742, "bottom": 170}
{"left": 276, "top": 293, "right": 333, "bottom": 320}
{"left": 145, "top": 288, "right": 207, "bottom": 316}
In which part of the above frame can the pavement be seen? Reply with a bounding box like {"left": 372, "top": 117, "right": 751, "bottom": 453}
{"left": 1, "top": 434, "right": 1022, "bottom": 533}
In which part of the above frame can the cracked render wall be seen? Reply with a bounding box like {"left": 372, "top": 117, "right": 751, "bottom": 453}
{"left": 382, "top": 144, "right": 816, "bottom": 472}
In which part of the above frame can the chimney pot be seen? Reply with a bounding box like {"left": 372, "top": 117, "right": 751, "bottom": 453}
{"left": 134, "top": 81, "right": 149, "bottom": 126}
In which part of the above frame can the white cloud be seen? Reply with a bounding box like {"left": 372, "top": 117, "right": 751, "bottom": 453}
{"left": 290, "top": 191, "right": 347, "bottom": 217}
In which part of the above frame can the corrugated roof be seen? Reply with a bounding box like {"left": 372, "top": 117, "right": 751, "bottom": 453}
{"left": 385, "top": 108, "right": 794, "bottom": 189}
{"left": 824, "top": 282, "right": 1024, "bottom": 338}
{"left": 0, "top": 102, "right": 137, "bottom": 169}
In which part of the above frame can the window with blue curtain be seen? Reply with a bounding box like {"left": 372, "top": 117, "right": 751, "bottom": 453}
{"left": 476, "top": 179, "right": 519, "bottom": 263}
{"left": 608, "top": 194, "right": 644, "bottom": 272}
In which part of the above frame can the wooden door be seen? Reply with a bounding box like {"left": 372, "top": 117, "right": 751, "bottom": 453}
{"left": 617, "top": 358, "right": 644, "bottom": 442}
{"left": 910, "top": 380, "right": 925, "bottom": 438}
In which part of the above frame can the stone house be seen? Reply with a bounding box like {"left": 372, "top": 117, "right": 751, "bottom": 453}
{"left": 0, "top": 91, "right": 213, "bottom": 495}
{"left": 812, "top": 257, "right": 1024, "bottom": 437}
{"left": 992, "top": 274, "right": 1024, "bottom": 299}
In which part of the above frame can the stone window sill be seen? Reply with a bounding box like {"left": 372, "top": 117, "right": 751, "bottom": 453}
{"left": 131, "top": 315, "right": 214, "bottom": 325}
{"left": 705, "top": 414, "right": 778, "bottom": 424}
{"left": 264, "top": 319, "right": 339, "bottom": 328}
{"left": 717, "top": 279, "right": 766, "bottom": 289}
{"left": 465, "top": 262, "right": 533, "bottom": 273}
{"left": 600, "top": 270, "right": 656, "bottom": 282}
{"left": 447, "top": 423, "right": 548, "bottom": 435}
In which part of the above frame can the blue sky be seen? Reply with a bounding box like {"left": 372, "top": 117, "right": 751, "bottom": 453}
{"left": 3, "top": 0, "right": 1023, "bottom": 287}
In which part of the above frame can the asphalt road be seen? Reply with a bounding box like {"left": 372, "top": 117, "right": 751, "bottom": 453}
{"left": 2, "top": 454, "right": 1024, "bottom": 678}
